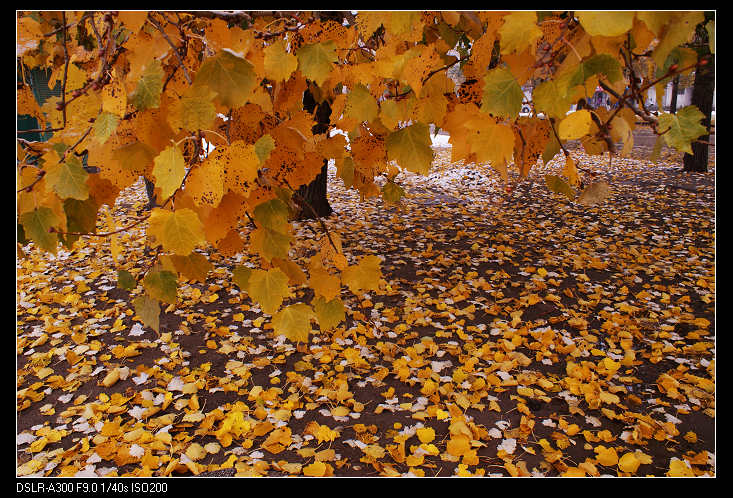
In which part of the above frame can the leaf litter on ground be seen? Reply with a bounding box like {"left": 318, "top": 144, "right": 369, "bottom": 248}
{"left": 17, "top": 139, "right": 715, "bottom": 477}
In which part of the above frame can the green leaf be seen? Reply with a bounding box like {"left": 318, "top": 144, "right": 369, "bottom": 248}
{"left": 272, "top": 303, "right": 315, "bottom": 343}
{"left": 143, "top": 270, "right": 178, "bottom": 305}
{"left": 253, "top": 199, "right": 289, "bottom": 234}
{"left": 480, "top": 66, "right": 524, "bottom": 120}
{"left": 130, "top": 59, "right": 164, "bottom": 111}
{"left": 542, "top": 132, "right": 562, "bottom": 164}
{"left": 296, "top": 41, "right": 338, "bottom": 87}
{"left": 650, "top": 134, "right": 665, "bottom": 164}
{"left": 250, "top": 227, "right": 292, "bottom": 262}
{"left": 117, "top": 270, "right": 137, "bottom": 290}
{"left": 60, "top": 197, "right": 98, "bottom": 248}
{"left": 44, "top": 155, "right": 89, "bottom": 200}
{"left": 152, "top": 145, "right": 186, "bottom": 201}
{"left": 93, "top": 111, "right": 119, "bottom": 144}
{"left": 313, "top": 296, "right": 345, "bottom": 331}
{"left": 533, "top": 79, "right": 573, "bottom": 119}
{"left": 232, "top": 265, "right": 253, "bottom": 293}
{"left": 254, "top": 134, "right": 275, "bottom": 164}
{"left": 345, "top": 84, "right": 379, "bottom": 123}
{"left": 167, "top": 85, "right": 218, "bottom": 132}
{"left": 569, "top": 54, "right": 623, "bottom": 88}
{"left": 545, "top": 174, "right": 576, "bottom": 200}
{"left": 248, "top": 268, "right": 290, "bottom": 315}
{"left": 386, "top": 122, "right": 433, "bottom": 175}
{"left": 658, "top": 106, "right": 707, "bottom": 155}
{"left": 194, "top": 50, "right": 257, "bottom": 109}
{"left": 381, "top": 181, "right": 405, "bottom": 204}
{"left": 132, "top": 295, "right": 160, "bottom": 333}
{"left": 20, "top": 207, "right": 59, "bottom": 254}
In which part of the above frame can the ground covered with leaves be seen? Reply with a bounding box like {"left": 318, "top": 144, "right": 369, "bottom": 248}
{"left": 17, "top": 138, "right": 715, "bottom": 477}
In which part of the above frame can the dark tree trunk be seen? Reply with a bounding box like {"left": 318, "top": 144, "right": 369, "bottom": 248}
{"left": 670, "top": 75, "right": 679, "bottom": 114}
{"left": 144, "top": 177, "right": 158, "bottom": 209}
{"left": 296, "top": 88, "right": 333, "bottom": 219}
{"left": 683, "top": 16, "right": 715, "bottom": 173}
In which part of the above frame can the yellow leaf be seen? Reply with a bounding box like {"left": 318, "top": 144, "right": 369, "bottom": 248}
{"left": 148, "top": 208, "right": 206, "bottom": 256}
{"left": 247, "top": 268, "right": 290, "bottom": 315}
{"left": 577, "top": 11, "right": 635, "bottom": 37}
{"left": 185, "top": 443, "right": 206, "bottom": 461}
{"left": 264, "top": 39, "right": 298, "bottom": 82}
{"left": 341, "top": 255, "right": 382, "bottom": 294}
{"left": 167, "top": 85, "right": 218, "bottom": 133}
{"left": 152, "top": 146, "right": 186, "bottom": 201}
{"left": 667, "top": 458, "right": 695, "bottom": 477}
{"left": 594, "top": 445, "right": 619, "bottom": 467}
{"left": 499, "top": 12, "right": 543, "bottom": 54}
{"left": 618, "top": 452, "right": 641, "bottom": 473}
{"left": 272, "top": 303, "right": 315, "bottom": 343}
{"left": 446, "top": 435, "right": 471, "bottom": 457}
{"left": 303, "top": 461, "right": 328, "bottom": 477}
{"left": 416, "top": 427, "right": 435, "bottom": 444}
{"left": 558, "top": 110, "right": 593, "bottom": 140}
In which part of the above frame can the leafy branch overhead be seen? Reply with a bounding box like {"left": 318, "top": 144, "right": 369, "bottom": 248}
{"left": 17, "top": 11, "right": 713, "bottom": 343}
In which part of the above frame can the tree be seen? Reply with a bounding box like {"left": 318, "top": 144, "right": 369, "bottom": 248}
{"left": 16, "top": 11, "right": 714, "bottom": 342}
{"left": 683, "top": 12, "right": 715, "bottom": 173}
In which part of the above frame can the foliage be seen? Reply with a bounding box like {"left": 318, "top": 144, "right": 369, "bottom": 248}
{"left": 17, "top": 11, "right": 713, "bottom": 344}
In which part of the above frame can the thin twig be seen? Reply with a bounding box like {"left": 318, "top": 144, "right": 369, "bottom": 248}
{"left": 146, "top": 14, "right": 192, "bottom": 84}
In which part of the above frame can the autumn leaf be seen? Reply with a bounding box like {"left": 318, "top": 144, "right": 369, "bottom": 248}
{"left": 132, "top": 295, "right": 160, "bottom": 333}
{"left": 558, "top": 110, "right": 593, "bottom": 141}
{"left": 341, "top": 255, "right": 382, "bottom": 294}
{"left": 143, "top": 270, "right": 177, "bottom": 305}
{"left": 148, "top": 208, "right": 206, "bottom": 256}
{"left": 272, "top": 303, "right": 315, "bottom": 342}
{"left": 545, "top": 174, "right": 576, "bottom": 200}
{"left": 345, "top": 84, "right": 379, "bottom": 124}
{"left": 130, "top": 59, "right": 164, "bottom": 111}
{"left": 578, "top": 181, "right": 612, "bottom": 206}
{"left": 263, "top": 39, "right": 298, "bottom": 82}
{"left": 499, "top": 11, "right": 542, "bottom": 54}
{"left": 658, "top": 106, "right": 708, "bottom": 154}
{"left": 386, "top": 122, "right": 433, "bottom": 175}
{"left": 93, "top": 112, "right": 120, "bottom": 144}
{"left": 247, "top": 268, "right": 290, "bottom": 315}
{"left": 297, "top": 41, "right": 338, "bottom": 86}
{"left": 44, "top": 155, "right": 89, "bottom": 201}
{"left": 312, "top": 296, "right": 345, "bottom": 331}
{"left": 20, "top": 207, "right": 59, "bottom": 254}
{"left": 577, "top": 11, "right": 636, "bottom": 37}
{"left": 152, "top": 145, "right": 186, "bottom": 201}
{"left": 194, "top": 50, "right": 257, "bottom": 108}
{"left": 167, "top": 85, "right": 218, "bottom": 133}
{"left": 481, "top": 66, "right": 524, "bottom": 119}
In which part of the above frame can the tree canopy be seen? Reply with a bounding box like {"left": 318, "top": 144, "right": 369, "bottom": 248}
{"left": 17, "top": 11, "right": 714, "bottom": 342}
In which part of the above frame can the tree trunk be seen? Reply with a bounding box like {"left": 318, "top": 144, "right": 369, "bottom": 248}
{"left": 295, "top": 88, "right": 333, "bottom": 219}
{"left": 670, "top": 75, "right": 679, "bottom": 114}
{"left": 683, "top": 17, "right": 715, "bottom": 173}
{"left": 144, "top": 177, "right": 158, "bottom": 209}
